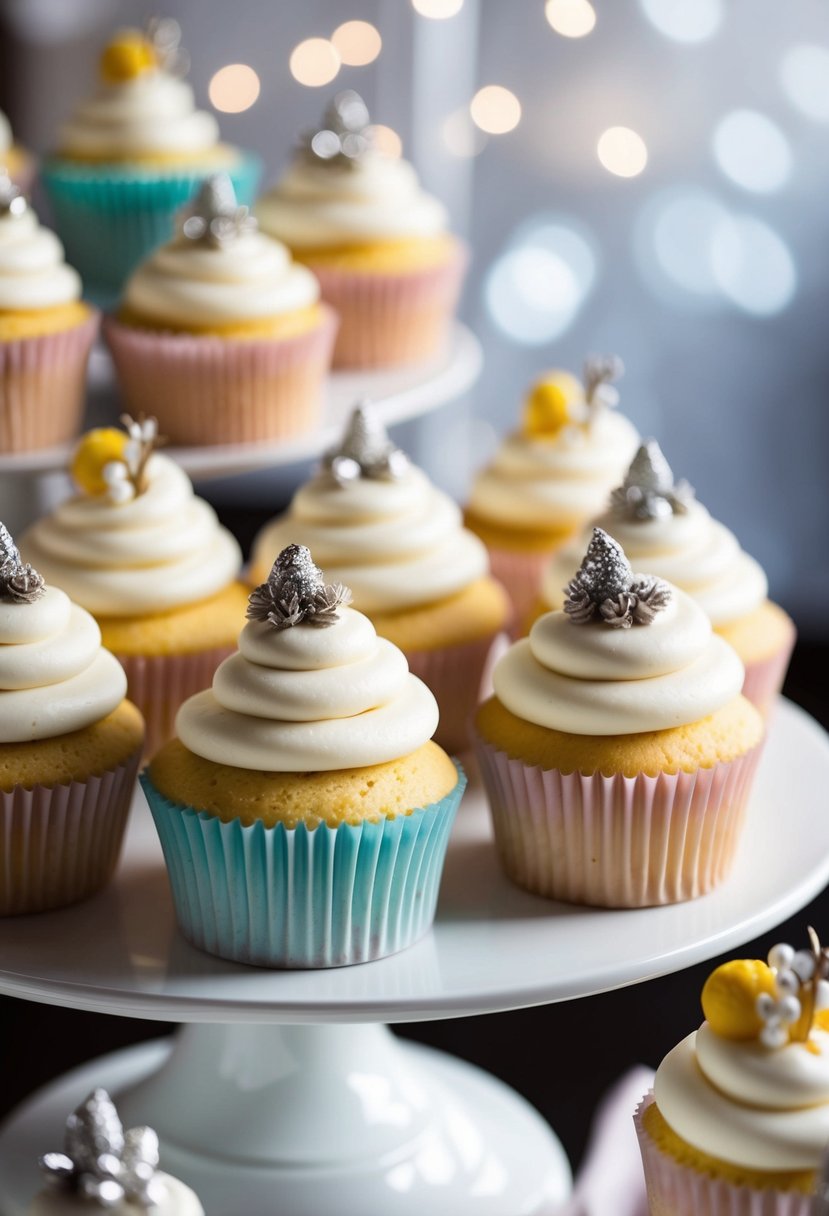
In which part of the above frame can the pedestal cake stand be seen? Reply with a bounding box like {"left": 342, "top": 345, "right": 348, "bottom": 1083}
{"left": 0, "top": 701, "right": 827, "bottom": 1215}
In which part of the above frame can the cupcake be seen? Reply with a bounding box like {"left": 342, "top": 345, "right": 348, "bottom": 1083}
{"left": 0, "top": 525, "right": 143, "bottom": 916}
{"left": 142, "top": 544, "right": 466, "bottom": 968}
{"left": 103, "top": 174, "right": 337, "bottom": 445}
{"left": 472, "top": 528, "right": 763, "bottom": 907}
{"left": 250, "top": 404, "right": 511, "bottom": 752}
{"left": 21, "top": 418, "right": 247, "bottom": 755}
{"left": 40, "top": 19, "right": 261, "bottom": 300}
{"left": 0, "top": 175, "right": 98, "bottom": 453}
{"left": 33, "top": 1088, "right": 203, "bottom": 1214}
{"left": 465, "top": 356, "right": 640, "bottom": 630}
{"left": 636, "top": 932, "right": 829, "bottom": 1215}
{"left": 0, "top": 108, "right": 36, "bottom": 194}
{"left": 540, "top": 440, "right": 796, "bottom": 715}
{"left": 256, "top": 90, "right": 466, "bottom": 368}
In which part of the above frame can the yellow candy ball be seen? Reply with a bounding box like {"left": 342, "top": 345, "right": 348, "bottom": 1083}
{"left": 701, "top": 959, "right": 777, "bottom": 1041}
{"left": 100, "top": 32, "right": 157, "bottom": 84}
{"left": 71, "top": 429, "right": 128, "bottom": 497}
{"left": 522, "top": 371, "right": 583, "bottom": 438}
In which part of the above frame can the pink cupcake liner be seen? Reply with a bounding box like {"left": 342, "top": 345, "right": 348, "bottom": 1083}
{"left": 404, "top": 631, "right": 505, "bottom": 755}
{"left": 307, "top": 242, "right": 467, "bottom": 369}
{"left": 0, "top": 744, "right": 141, "bottom": 916}
{"left": 741, "top": 623, "right": 796, "bottom": 718}
{"left": 485, "top": 547, "right": 561, "bottom": 639}
{"left": 472, "top": 733, "right": 762, "bottom": 907}
{"left": 0, "top": 311, "right": 99, "bottom": 453}
{"left": 635, "top": 1094, "right": 813, "bottom": 1216}
{"left": 116, "top": 647, "right": 236, "bottom": 758}
{"left": 103, "top": 305, "right": 338, "bottom": 446}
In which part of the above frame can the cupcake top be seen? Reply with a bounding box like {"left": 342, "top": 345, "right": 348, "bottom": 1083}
{"left": 251, "top": 403, "right": 489, "bottom": 613}
{"left": 58, "top": 20, "right": 220, "bottom": 161}
{"left": 177, "top": 544, "right": 439, "bottom": 771}
{"left": 0, "top": 524, "right": 125, "bottom": 743}
{"left": 467, "top": 357, "right": 640, "bottom": 533}
{"left": 22, "top": 418, "right": 241, "bottom": 618}
{"left": 33, "top": 1088, "right": 203, "bottom": 1215}
{"left": 493, "top": 528, "right": 744, "bottom": 735}
{"left": 121, "top": 174, "right": 319, "bottom": 328}
{"left": 0, "top": 175, "right": 82, "bottom": 311}
{"left": 654, "top": 931, "right": 829, "bottom": 1173}
{"left": 256, "top": 90, "right": 448, "bottom": 250}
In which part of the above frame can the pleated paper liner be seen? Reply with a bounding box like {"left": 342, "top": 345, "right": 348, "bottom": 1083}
{"left": 405, "top": 631, "right": 504, "bottom": 754}
{"left": 484, "top": 547, "right": 563, "bottom": 640}
{"left": 741, "top": 622, "right": 796, "bottom": 718}
{"left": 141, "top": 764, "right": 466, "bottom": 969}
{"left": 116, "top": 647, "right": 236, "bottom": 759}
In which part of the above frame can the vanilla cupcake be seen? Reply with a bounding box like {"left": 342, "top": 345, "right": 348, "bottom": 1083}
{"left": 250, "top": 404, "right": 510, "bottom": 751}
{"left": 0, "top": 525, "right": 143, "bottom": 916}
{"left": 0, "top": 109, "right": 36, "bottom": 194}
{"left": 465, "top": 357, "right": 639, "bottom": 630}
{"left": 472, "top": 528, "right": 763, "bottom": 907}
{"left": 0, "top": 176, "right": 98, "bottom": 453}
{"left": 257, "top": 90, "right": 465, "bottom": 368}
{"left": 143, "top": 544, "right": 466, "bottom": 968}
{"left": 104, "top": 174, "right": 336, "bottom": 445}
{"left": 22, "top": 419, "right": 247, "bottom": 754}
{"left": 40, "top": 19, "right": 261, "bottom": 299}
{"left": 636, "top": 933, "right": 829, "bottom": 1215}
{"left": 541, "top": 440, "right": 796, "bottom": 715}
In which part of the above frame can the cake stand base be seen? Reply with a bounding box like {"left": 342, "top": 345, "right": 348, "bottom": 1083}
{"left": 0, "top": 1023, "right": 571, "bottom": 1216}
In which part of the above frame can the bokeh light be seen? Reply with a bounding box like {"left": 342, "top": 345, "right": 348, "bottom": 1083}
{"left": 331, "top": 20, "right": 382, "bottom": 66}
{"left": 289, "top": 38, "right": 340, "bottom": 87}
{"left": 711, "top": 216, "right": 797, "bottom": 316}
{"left": 369, "top": 124, "right": 403, "bottom": 158}
{"left": 412, "top": 0, "right": 464, "bottom": 17}
{"left": 470, "top": 86, "right": 521, "bottom": 135}
{"left": 441, "top": 107, "right": 488, "bottom": 157}
{"left": 639, "top": 0, "right": 723, "bottom": 43}
{"left": 208, "top": 64, "right": 260, "bottom": 114}
{"left": 712, "top": 110, "right": 791, "bottom": 193}
{"left": 544, "top": 0, "right": 596, "bottom": 38}
{"left": 597, "top": 127, "right": 648, "bottom": 177}
{"left": 780, "top": 45, "right": 829, "bottom": 123}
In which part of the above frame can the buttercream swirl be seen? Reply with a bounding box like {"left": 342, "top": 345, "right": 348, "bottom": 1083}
{"left": 0, "top": 207, "right": 81, "bottom": 310}
{"left": 493, "top": 587, "right": 744, "bottom": 734}
{"left": 22, "top": 454, "right": 241, "bottom": 617}
{"left": 177, "top": 605, "right": 439, "bottom": 771}
{"left": 256, "top": 154, "right": 448, "bottom": 249}
{"left": 0, "top": 585, "right": 125, "bottom": 742}
{"left": 542, "top": 498, "right": 767, "bottom": 625}
{"left": 468, "top": 411, "right": 640, "bottom": 532}
{"left": 251, "top": 467, "right": 489, "bottom": 613}
{"left": 30, "top": 1174, "right": 204, "bottom": 1216}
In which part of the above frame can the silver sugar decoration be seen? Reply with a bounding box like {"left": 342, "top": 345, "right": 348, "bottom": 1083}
{"left": 0, "top": 521, "right": 45, "bottom": 604}
{"left": 300, "top": 90, "right": 374, "bottom": 170}
{"left": 583, "top": 353, "right": 623, "bottom": 427}
{"left": 40, "top": 1089, "right": 166, "bottom": 1209}
{"left": 247, "top": 543, "right": 351, "bottom": 631}
{"left": 0, "top": 170, "right": 28, "bottom": 219}
{"left": 322, "top": 401, "right": 410, "bottom": 486}
{"left": 179, "top": 173, "right": 257, "bottom": 248}
{"left": 146, "top": 16, "right": 190, "bottom": 78}
{"left": 563, "top": 527, "right": 671, "bottom": 629}
{"left": 609, "top": 439, "right": 695, "bottom": 522}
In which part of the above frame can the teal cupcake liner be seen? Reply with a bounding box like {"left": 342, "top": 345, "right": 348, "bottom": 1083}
{"left": 141, "top": 764, "right": 465, "bottom": 969}
{"left": 40, "top": 150, "right": 262, "bottom": 301}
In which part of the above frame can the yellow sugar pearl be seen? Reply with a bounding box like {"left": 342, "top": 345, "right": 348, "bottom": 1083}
{"left": 701, "top": 959, "right": 777, "bottom": 1041}
{"left": 71, "top": 428, "right": 128, "bottom": 497}
{"left": 100, "top": 32, "right": 157, "bottom": 84}
{"left": 522, "top": 371, "right": 583, "bottom": 438}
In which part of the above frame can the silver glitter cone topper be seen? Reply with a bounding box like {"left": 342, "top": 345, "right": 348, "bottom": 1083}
{"left": 179, "top": 173, "right": 257, "bottom": 248}
{"left": 146, "top": 17, "right": 190, "bottom": 78}
{"left": 563, "top": 527, "right": 671, "bottom": 629}
{"left": 40, "top": 1089, "right": 165, "bottom": 1209}
{"left": 610, "top": 439, "right": 695, "bottom": 522}
{"left": 247, "top": 543, "right": 351, "bottom": 631}
{"left": 582, "top": 354, "right": 623, "bottom": 428}
{"left": 323, "top": 401, "right": 410, "bottom": 486}
{"left": 0, "top": 170, "right": 28, "bottom": 219}
{"left": 0, "top": 521, "right": 45, "bottom": 604}
{"left": 301, "top": 90, "right": 375, "bottom": 169}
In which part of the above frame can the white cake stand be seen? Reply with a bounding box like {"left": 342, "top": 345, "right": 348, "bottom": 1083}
{"left": 0, "top": 699, "right": 827, "bottom": 1216}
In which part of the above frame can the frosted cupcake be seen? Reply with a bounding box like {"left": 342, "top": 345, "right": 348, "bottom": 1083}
{"left": 1, "top": 109, "right": 36, "bottom": 194}
{"left": 34, "top": 1088, "right": 203, "bottom": 1214}
{"left": 0, "top": 176, "right": 98, "bottom": 453}
{"left": 142, "top": 544, "right": 466, "bottom": 968}
{"left": 636, "top": 932, "right": 829, "bottom": 1215}
{"left": 465, "top": 357, "right": 639, "bottom": 629}
{"left": 257, "top": 90, "right": 465, "bottom": 368}
{"left": 41, "top": 19, "right": 261, "bottom": 299}
{"left": 472, "top": 528, "right": 763, "bottom": 907}
{"left": 22, "top": 418, "right": 246, "bottom": 755}
{"left": 250, "top": 404, "right": 510, "bottom": 751}
{"left": 104, "top": 175, "right": 337, "bottom": 445}
{"left": 541, "top": 440, "right": 796, "bottom": 715}
{"left": 0, "top": 525, "right": 143, "bottom": 916}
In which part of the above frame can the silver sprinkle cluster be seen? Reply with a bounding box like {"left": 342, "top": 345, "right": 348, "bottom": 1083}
{"left": 301, "top": 90, "right": 374, "bottom": 169}
{"left": 179, "top": 173, "right": 257, "bottom": 248}
{"left": 610, "top": 440, "right": 695, "bottom": 522}
{"left": 563, "top": 527, "right": 671, "bottom": 629}
{"left": 247, "top": 544, "right": 351, "bottom": 631}
{"left": 146, "top": 16, "right": 190, "bottom": 78}
{"left": 323, "top": 402, "right": 410, "bottom": 486}
{"left": 0, "top": 521, "right": 44, "bottom": 604}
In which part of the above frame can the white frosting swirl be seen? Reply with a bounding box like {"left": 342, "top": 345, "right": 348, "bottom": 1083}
{"left": 59, "top": 72, "right": 220, "bottom": 159}
{"left": 252, "top": 467, "right": 489, "bottom": 614}
{"left": 122, "top": 229, "right": 319, "bottom": 327}
{"left": 468, "top": 413, "right": 640, "bottom": 532}
{"left": 654, "top": 1028, "right": 829, "bottom": 1172}
{"left": 0, "top": 208, "right": 81, "bottom": 310}
{"left": 493, "top": 588, "right": 744, "bottom": 735}
{"left": 29, "top": 1171, "right": 204, "bottom": 1216}
{"left": 177, "top": 606, "right": 439, "bottom": 771}
{"left": 543, "top": 499, "right": 768, "bottom": 626}
{"left": 0, "top": 585, "right": 126, "bottom": 742}
{"left": 22, "top": 454, "right": 241, "bottom": 617}
{"left": 256, "top": 154, "right": 448, "bottom": 249}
